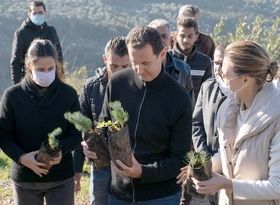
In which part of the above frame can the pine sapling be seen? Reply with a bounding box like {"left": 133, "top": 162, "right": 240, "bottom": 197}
{"left": 36, "top": 127, "right": 62, "bottom": 170}
{"left": 184, "top": 150, "right": 212, "bottom": 198}
{"left": 98, "top": 101, "right": 132, "bottom": 168}
{"left": 64, "top": 111, "right": 99, "bottom": 135}
{"left": 187, "top": 150, "right": 210, "bottom": 169}
{"left": 48, "top": 127, "right": 61, "bottom": 151}
{"left": 64, "top": 111, "right": 110, "bottom": 169}
{"left": 96, "top": 101, "right": 129, "bottom": 132}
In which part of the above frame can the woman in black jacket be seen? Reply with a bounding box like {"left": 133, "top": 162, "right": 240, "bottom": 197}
{"left": 0, "top": 39, "right": 81, "bottom": 205}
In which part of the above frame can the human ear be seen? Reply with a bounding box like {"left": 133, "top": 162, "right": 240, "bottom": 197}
{"left": 194, "top": 32, "right": 199, "bottom": 42}
{"left": 103, "top": 54, "right": 107, "bottom": 64}
{"left": 26, "top": 62, "right": 32, "bottom": 71}
{"left": 243, "top": 76, "right": 250, "bottom": 85}
{"left": 160, "top": 48, "right": 167, "bottom": 61}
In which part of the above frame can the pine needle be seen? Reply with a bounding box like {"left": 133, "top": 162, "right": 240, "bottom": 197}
{"left": 186, "top": 150, "right": 210, "bottom": 169}
{"left": 109, "top": 101, "right": 129, "bottom": 130}
{"left": 64, "top": 112, "right": 93, "bottom": 132}
{"left": 48, "top": 127, "right": 62, "bottom": 150}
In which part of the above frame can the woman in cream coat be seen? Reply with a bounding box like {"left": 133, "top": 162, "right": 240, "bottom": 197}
{"left": 192, "top": 41, "right": 280, "bottom": 205}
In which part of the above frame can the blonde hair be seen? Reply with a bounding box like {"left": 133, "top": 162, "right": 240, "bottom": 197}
{"left": 225, "top": 41, "right": 277, "bottom": 84}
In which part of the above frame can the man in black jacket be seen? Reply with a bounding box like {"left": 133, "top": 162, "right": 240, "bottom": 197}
{"left": 74, "top": 36, "right": 130, "bottom": 205}
{"left": 95, "top": 26, "right": 192, "bottom": 204}
{"left": 170, "top": 17, "right": 212, "bottom": 101}
{"left": 10, "top": 1, "right": 63, "bottom": 84}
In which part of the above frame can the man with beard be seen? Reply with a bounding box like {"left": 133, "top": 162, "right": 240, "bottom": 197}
{"left": 177, "top": 4, "right": 215, "bottom": 60}
{"left": 170, "top": 17, "right": 212, "bottom": 101}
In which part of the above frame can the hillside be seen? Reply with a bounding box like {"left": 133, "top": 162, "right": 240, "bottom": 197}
{"left": 0, "top": 0, "right": 279, "bottom": 95}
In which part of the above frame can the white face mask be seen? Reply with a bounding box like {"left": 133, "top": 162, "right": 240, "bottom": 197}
{"left": 217, "top": 75, "right": 247, "bottom": 98}
{"left": 31, "top": 69, "right": 55, "bottom": 87}
{"left": 216, "top": 76, "right": 232, "bottom": 97}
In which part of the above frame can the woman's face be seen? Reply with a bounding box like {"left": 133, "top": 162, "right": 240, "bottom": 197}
{"left": 28, "top": 56, "right": 56, "bottom": 87}
{"left": 221, "top": 56, "right": 244, "bottom": 93}
{"left": 28, "top": 57, "right": 56, "bottom": 73}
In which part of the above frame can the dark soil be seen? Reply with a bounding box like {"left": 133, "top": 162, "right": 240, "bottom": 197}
{"left": 36, "top": 141, "right": 60, "bottom": 170}
{"left": 83, "top": 132, "right": 110, "bottom": 169}
{"left": 108, "top": 125, "right": 132, "bottom": 169}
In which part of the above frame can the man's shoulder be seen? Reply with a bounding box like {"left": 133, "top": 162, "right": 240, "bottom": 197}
{"left": 15, "top": 21, "right": 29, "bottom": 35}
{"left": 84, "top": 77, "right": 101, "bottom": 91}
{"left": 198, "top": 32, "right": 214, "bottom": 44}
{"left": 193, "top": 50, "right": 212, "bottom": 64}
{"left": 164, "top": 72, "right": 190, "bottom": 97}
{"left": 111, "top": 68, "right": 134, "bottom": 82}
{"left": 172, "top": 55, "right": 191, "bottom": 71}
{"left": 45, "top": 25, "right": 57, "bottom": 32}
{"left": 201, "top": 78, "right": 217, "bottom": 89}
{"left": 84, "top": 67, "right": 106, "bottom": 88}
{"left": 167, "top": 79, "right": 192, "bottom": 108}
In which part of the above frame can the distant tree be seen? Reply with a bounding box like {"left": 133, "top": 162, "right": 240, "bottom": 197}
{"left": 212, "top": 16, "right": 280, "bottom": 60}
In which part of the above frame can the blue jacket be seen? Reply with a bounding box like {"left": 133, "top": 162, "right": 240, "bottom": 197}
{"left": 165, "top": 53, "right": 193, "bottom": 97}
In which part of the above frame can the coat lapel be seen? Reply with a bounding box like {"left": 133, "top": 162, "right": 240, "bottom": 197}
{"left": 234, "top": 83, "right": 280, "bottom": 148}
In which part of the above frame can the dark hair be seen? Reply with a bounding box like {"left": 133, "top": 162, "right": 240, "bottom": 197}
{"left": 104, "top": 36, "right": 128, "bottom": 57}
{"left": 177, "top": 17, "right": 199, "bottom": 34}
{"left": 29, "top": 1, "right": 46, "bottom": 12}
{"left": 25, "top": 39, "right": 64, "bottom": 79}
{"left": 126, "top": 25, "right": 164, "bottom": 56}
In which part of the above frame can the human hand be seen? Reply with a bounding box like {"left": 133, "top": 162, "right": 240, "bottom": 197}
{"left": 192, "top": 172, "right": 232, "bottom": 195}
{"left": 111, "top": 155, "right": 142, "bottom": 178}
{"left": 19, "top": 151, "right": 48, "bottom": 177}
{"left": 81, "top": 141, "right": 97, "bottom": 160}
{"left": 49, "top": 151, "right": 62, "bottom": 166}
{"left": 74, "top": 172, "right": 81, "bottom": 192}
{"left": 177, "top": 165, "right": 188, "bottom": 184}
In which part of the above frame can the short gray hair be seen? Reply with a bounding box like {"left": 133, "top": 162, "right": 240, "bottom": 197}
{"left": 178, "top": 4, "right": 200, "bottom": 18}
{"left": 148, "top": 19, "right": 170, "bottom": 31}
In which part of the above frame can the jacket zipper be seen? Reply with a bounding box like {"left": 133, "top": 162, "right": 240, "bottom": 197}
{"left": 131, "top": 83, "right": 147, "bottom": 204}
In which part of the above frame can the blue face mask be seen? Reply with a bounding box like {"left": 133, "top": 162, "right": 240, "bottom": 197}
{"left": 30, "top": 14, "right": 45, "bottom": 26}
